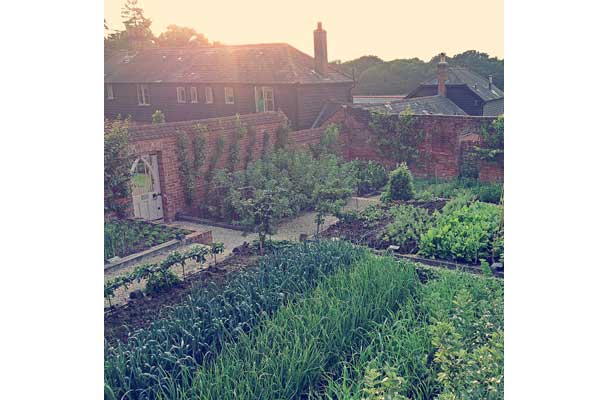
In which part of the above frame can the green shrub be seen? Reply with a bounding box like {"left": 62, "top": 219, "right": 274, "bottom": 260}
{"left": 350, "top": 160, "right": 388, "bottom": 195}
{"left": 474, "top": 183, "right": 503, "bottom": 204}
{"left": 380, "top": 205, "right": 433, "bottom": 253}
{"left": 419, "top": 201, "right": 504, "bottom": 263}
{"left": 383, "top": 163, "right": 415, "bottom": 201}
{"left": 151, "top": 109, "right": 165, "bottom": 124}
{"left": 144, "top": 270, "right": 181, "bottom": 295}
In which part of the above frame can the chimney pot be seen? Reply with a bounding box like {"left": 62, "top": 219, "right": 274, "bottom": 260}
{"left": 313, "top": 22, "right": 328, "bottom": 76}
{"left": 488, "top": 75, "right": 493, "bottom": 90}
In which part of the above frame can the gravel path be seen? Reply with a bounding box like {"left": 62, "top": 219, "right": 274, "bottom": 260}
{"left": 105, "top": 195, "right": 380, "bottom": 307}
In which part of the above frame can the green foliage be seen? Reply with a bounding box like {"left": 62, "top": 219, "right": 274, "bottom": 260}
{"left": 226, "top": 115, "right": 247, "bottom": 172}
{"left": 104, "top": 118, "right": 135, "bottom": 217}
{"left": 369, "top": 110, "right": 424, "bottom": 167}
{"left": 380, "top": 205, "right": 433, "bottom": 253}
{"left": 274, "top": 121, "right": 290, "bottom": 150}
{"left": 414, "top": 178, "right": 503, "bottom": 204}
{"left": 206, "top": 134, "right": 225, "bottom": 181}
{"left": 203, "top": 149, "right": 356, "bottom": 225}
{"left": 244, "top": 189, "right": 278, "bottom": 253}
{"left": 104, "top": 245, "right": 211, "bottom": 304}
{"left": 309, "top": 123, "right": 341, "bottom": 158}
{"left": 420, "top": 201, "right": 504, "bottom": 263}
{"left": 104, "top": 240, "right": 365, "bottom": 399}
{"left": 314, "top": 178, "right": 354, "bottom": 236}
{"left": 340, "top": 50, "right": 503, "bottom": 95}
{"left": 320, "top": 265, "right": 503, "bottom": 400}
{"left": 361, "top": 366, "right": 410, "bottom": 400}
{"left": 261, "top": 130, "right": 270, "bottom": 160}
{"left": 349, "top": 160, "right": 388, "bottom": 195}
{"left": 193, "top": 124, "right": 207, "bottom": 177}
{"left": 383, "top": 163, "right": 415, "bottom": 201}
{"left": 144, "top": 269, "right": 181, "bottom": 295}
{"left": 476, "top": 115, "right": 504, "bottom": 163}
{"left": 190, "top": 254, "right": 418, "bottom": 399}
{"left": 175, "top": 131, "right": 194, "bottom": 206}
{"left": 151, "top": 109, "right": 165, "bottom": 123}
{"left": 156, "top": 24, "right": 210, "bottom": 47}
{"left": 104, "top": 219, "right": 190, "bottom": 261}
{"left": 244, "top": 125, "right": 257, "bottom": 169}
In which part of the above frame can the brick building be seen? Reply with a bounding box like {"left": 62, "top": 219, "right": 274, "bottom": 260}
{"left": 104, "top": 23, "right": 353, "bottom": 129}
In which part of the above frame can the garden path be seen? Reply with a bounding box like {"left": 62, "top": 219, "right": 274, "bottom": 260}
{"left": 105, "top": 195, "right": 380, "bottom": 306}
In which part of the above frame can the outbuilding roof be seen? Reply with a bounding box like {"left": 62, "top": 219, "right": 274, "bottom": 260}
{"left": 360, "top": 95, "right": 468, "bottom": 116}
{"left": 104, "top": 43, "right": 353, "bottom": 85}
{"left": 411, "top": 67, "right": 503, "bottom": 102}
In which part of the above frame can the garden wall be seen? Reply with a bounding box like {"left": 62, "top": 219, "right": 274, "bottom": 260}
{"left": 127, "top": 112, "right": 289, "bottom": 221}
{"left": 122, "top": 108, "right": 502, "bottom": 222}
{"left": 320, "top": 105, "right": 504, "bottom": 182}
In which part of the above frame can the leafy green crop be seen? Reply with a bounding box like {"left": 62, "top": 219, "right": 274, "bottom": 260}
{"left": 419, "top": 201, "right": 504, "bottom": 264}
{"left": 380, "top": 205, "right": 433, "bottom": 253}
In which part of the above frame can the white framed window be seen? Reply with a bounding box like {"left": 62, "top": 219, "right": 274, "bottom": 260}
{"left": 224, "top": 87, "right": 235, "bottom": 104}
{"left": 190, "top": 87, "right": 198, "bottom": 103}
{"left": 137, "top": 84, "right": 150, "bottom": 105}
{"left": 205, "top": 87, "right": 214, "bottom": 104}
{"left": 255, "top": 86, "right": 275, "bottom": 112}
{"left": 177, "top": 87, "right": 186, "bottom": 103}
{"left": 106, "top": 84, "right": 114, "bottom": 100}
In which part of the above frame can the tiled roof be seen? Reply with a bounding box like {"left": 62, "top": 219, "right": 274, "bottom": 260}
{"left": 105, "top": 44, "right": 353, "bottom": 85}
{"left": 359, "top": 95, "right": 468, "bottom": 116}
{"left": 416, "top": 67, "right": 503, "bottom": 101}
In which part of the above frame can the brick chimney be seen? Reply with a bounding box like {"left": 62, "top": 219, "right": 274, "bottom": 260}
{"left": 437, "top": 52, "right": 449, "bottom": 97}
{"left": 313, "top": 22, "right": 328, "bottom": 76}
{"left": 488, "top": 74, "right": 493, "bottom": 90}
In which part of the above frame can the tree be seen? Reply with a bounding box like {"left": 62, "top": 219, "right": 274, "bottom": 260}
{"left": 104, "top": 118, "right": 135, "bottom": 217}
{"left": 313, "top": 179, "right": 353, "bottom": 237}
{"left": 121, "top": 0, "right": 153, "bottom": 31}
{"left": 369, "top": 108, "right": 424, "bottom": 165}
{"left": 309, "top": 123, "right": 340, "bottom": 159}
{"left": 245, "top": 190, "right": 277, "bottom": 255}
{"left": 156, "top": 25, "right": 210, "bottom": 47}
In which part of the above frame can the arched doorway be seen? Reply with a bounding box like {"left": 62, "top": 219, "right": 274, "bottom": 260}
{"left": 131, "top": 154, "right": 164, "bottom": 220}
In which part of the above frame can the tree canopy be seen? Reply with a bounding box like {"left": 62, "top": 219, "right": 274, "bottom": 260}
{"left": 339, "top": 51, "right": 504, "bottom": 95}
{"left": 156, "top": 25, "right": 211, "bottom": 47}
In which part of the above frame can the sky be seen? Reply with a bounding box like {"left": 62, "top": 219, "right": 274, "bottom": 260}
{"left": 104, "top": 0, "right": 503, "bottom": 62}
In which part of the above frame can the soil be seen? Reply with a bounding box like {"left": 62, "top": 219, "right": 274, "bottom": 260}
{"left": 321, "top": 198, "right": 448, "bottom": 252}
{"left": 104, "top": 246, "right": 258, "bottom": 343}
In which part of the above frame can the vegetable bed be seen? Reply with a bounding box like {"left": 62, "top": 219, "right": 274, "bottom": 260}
{"left": 105, "top": 242, "right": 503, "bottom": 400}
{"left": 104, "top": 219, "right": 192, "bottom": 261}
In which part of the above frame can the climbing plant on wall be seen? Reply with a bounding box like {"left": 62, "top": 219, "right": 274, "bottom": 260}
{"left": 261, "top": 130, "right": 271, "bottom": 160}
{"left": 274, "top": 121, "right": 290, "bottom": 150}
{"left": 476, "top": 115, "right": 504, "bottom": 164}
{"left": 193, "top": 124, "right": 207, "bottom": 178}
{"left": 228, "top": 115, "right": 247, "bottom": 172}
{"left": 206, "top": 132, "right": 225, "bottom": 181}
{"left": 368, "top": 108, "right": 425, "bottom": 166}
{"left": 175, "top": 131, "right": 195, "bottom": 207}
{"left": 244, "top": 125, "right": 257, "bottom": 169}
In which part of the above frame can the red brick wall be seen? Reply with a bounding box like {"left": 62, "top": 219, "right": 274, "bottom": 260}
{"left": 320, "top": 106, "right": 504, "bottom": 181}
{"left": 127, "top": 112, "right": 288, "bottom": 221}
